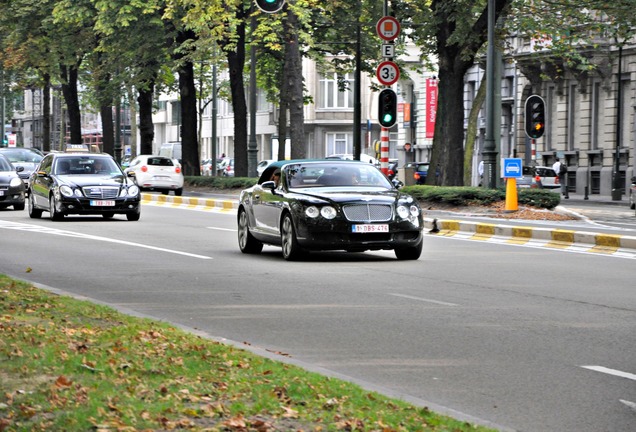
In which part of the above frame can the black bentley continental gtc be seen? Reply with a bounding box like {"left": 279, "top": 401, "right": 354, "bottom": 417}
{"left": 237, "top": 159, "right": 424, "bottom": 260}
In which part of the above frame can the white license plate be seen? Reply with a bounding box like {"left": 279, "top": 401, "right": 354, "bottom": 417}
{"left": 90, "top": 200, "right": 115, "bottom": 206}
{"left": 0, "top": 190, "right": 4, "bottom": 196}
{"left": 352, "top": 224, "right": 389, "bottom": 233}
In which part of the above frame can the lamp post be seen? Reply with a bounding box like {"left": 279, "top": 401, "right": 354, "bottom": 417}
{"left": 611, "top": 42, "right": 623, "bottom": 200}
{"left": 482, "top": 0, "right": 498, "bottom": 188}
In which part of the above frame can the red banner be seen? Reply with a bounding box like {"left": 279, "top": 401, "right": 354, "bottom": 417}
{"left": 425, "top": 78, "right": 438, "bottom": 139}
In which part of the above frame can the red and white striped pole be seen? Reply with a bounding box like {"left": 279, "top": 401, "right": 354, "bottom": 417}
{"left": 380, "top": 127, "right": 390, "bottom": 174}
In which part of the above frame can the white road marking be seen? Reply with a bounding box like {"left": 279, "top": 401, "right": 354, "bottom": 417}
{"left": 206, "top": 226, "right": 237, "bottom": 232}
{"left": 619, "top": 399, "right": 636, "bottom": 412}
{"left": 581, "top": 366, "right": 636, "bottom": 381}
{"left": 0, "top": 220, "right": 212, "bottom": 260}
{"left": 389, "top": 293, "right": 458, "bottom": 307}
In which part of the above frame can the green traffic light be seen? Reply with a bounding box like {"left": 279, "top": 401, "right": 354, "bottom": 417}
{"left": 382, "top": 113, "right": 393, "bottom": 123}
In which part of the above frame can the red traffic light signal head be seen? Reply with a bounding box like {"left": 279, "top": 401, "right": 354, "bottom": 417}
{"left": 255, "top": 0, "right": 285, "bottom": 13}
{"left": 525, "top": 95, "right": 545, "bottom": 139}
{"left": 378, "top": 89, "right": 397, "bottom": 128}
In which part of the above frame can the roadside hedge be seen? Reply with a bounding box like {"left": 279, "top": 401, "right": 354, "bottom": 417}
{"left": 184, "top": 177, "right": 561, "bottom": 209}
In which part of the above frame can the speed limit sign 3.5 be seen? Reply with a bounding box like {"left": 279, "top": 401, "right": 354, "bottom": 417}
{"left": 376, "top": 61, "right": 400, "bottom": 86}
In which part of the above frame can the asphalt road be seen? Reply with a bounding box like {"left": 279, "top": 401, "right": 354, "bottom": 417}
{"left": 0, "top": 202, "right": 634, "bottom": 432}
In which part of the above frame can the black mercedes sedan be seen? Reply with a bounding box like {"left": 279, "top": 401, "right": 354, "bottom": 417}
{"left": 27, "top": 153, "right": 141, "bottom": 221}
{"left": 237, "top": 160, "right": 424, "bottom": 260}
{"left": 0, "top": 153, "right": 26, "bottom": 211}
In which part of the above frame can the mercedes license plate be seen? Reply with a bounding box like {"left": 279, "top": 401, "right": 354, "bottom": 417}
{"left": 90, "top": 200, "right": 115, "bottom": 206}
{"left": 352, "top": 224, "right": 389, "bottom": 233}
{"left": 0, "top": 190, "right": 4, "bottom": 196}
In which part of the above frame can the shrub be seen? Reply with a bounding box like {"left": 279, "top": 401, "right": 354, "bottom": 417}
{"left": 184, "top": 176, "right": 257, "bottom": 190}
{"left": 401, "top": 185, "right": 560, "bottom": 209}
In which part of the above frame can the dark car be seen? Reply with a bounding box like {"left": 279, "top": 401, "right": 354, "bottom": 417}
{"left": 237, "top": 160, "right": 424, "bottom": 260}
{"left": 0, "top": 153, "right": 26, "bottom": 210}
{"left": 0, "top": 147, "right": 44, "bottom": 185}
{"left": 404, "top": 162, "right": 430, "bottom": 185}
{"left": 27, "top": 153, "right": 141, "bottom": 221}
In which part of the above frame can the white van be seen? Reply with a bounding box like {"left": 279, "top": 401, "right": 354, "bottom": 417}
{"left": 159, "top": 142, "right": 181, "bottom": 162}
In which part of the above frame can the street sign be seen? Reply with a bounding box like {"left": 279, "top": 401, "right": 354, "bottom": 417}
{"left": 381, "top": 44, "right": 395, "bottom": 58}
{"left": 502, "top": 158, "right": 523, "bottom": 179}
{"left": 376, "top": 61, "right": 400, "bottom": 86}
{"left": 376, "top": 16, "right": 400, "bottom": 41}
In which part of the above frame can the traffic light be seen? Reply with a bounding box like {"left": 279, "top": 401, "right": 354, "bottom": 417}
{"left": 254, "top": 0, "right": 285, "bottom": 13}
{"left": 378, "top": 88, "right": 397, "bottom": 128}
{"left": 525, "top": 95, "right": 545, "bottom": 139}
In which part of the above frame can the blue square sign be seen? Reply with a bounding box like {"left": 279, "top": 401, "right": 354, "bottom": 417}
{"left": 503, "top": 158, "right": 523, "bottom": 179}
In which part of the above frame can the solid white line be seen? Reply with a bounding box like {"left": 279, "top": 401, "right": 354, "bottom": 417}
{"left": 581, "top": 366, "right": 636, "bottom": 381}
{"left": 206, "top": 226, "right": 237, "bottom": 232}
{"left": 389, "top": 293, "right": 458, "bottom": 307}
{"left": 0, "top": 220, "right": 212, "bottom": 260}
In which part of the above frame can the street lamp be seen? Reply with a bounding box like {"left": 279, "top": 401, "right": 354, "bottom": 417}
{"left": 611, "top": 41, "right": 623, "bottom": 200}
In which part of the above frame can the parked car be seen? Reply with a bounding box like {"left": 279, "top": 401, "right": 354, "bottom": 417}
{"left": 124, "top": 155, "right": 184, "bottom": 196}
{"left": 404, "top": 162, "right": 430, "bottom": 185}
{"left": 219, "top": 157, "right": 234, "bottom": 177}
{"left": 518, "top": 166, "right": 559, "bottom": 189}
{"left": 237, "top": 160, "right": 424, "bottom": 261}
{"left": 629, "top": 176, "right": 636, "bottom": 212}
{"left": 0, "top": 147, "right": 44, "bottom": 185}
{"left": 27, "top": 153, "right": 140, "bottom": 221}
{"left": 0, "top": 153, "right": 26, "bottom": 210}
{"left": 257, "top": 159, "right": 276, "bottom": 176}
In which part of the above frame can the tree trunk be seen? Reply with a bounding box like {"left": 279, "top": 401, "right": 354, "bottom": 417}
{"left": 100, "top": 103, "right": 114, "bottom": 156}
{"left": 60, "top": 64, "right": 82, "bottom": 144}
{"left": 178, "top": 60, "right": 199, "bottom": 175}
{"left": 137, "top": 84, "right": 155, "bottom": 155}
{"left": 42, "top": 74, "right": 50, "bottom": 152}
{"left": 285, "top": 10, "right": 305, "bottom": 159}
{"left": 464, "top": 72, "right": 487, "bottom": 185}
{"left": 223, "top": 11, "right": 248, "bottom": 177}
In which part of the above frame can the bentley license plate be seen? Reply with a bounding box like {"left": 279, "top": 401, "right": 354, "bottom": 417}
{"left": 90, "top": 200, "right": 115, "bottom": 206}
{"left": 352, "top": 224, "right": 389, "bottom": 233}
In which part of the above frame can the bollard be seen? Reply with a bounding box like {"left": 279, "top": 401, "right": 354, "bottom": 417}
{"left": 584, "top": 186, "right": 589, "bottom": 200}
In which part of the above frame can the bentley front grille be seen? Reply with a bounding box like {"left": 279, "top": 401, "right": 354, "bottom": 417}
{"left": 342, "top": 203, "right": 392, "bottom": 222}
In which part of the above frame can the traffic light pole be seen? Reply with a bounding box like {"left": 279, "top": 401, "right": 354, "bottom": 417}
{"left": 380, "top": 127, "right": 389, "bottom": 174}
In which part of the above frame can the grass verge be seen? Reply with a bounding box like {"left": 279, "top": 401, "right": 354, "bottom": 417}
{"left": 0, "top": 275, "right": 496, "bottom": 431}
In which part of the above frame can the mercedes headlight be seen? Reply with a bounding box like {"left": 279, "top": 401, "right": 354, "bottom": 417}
{"left": 59, "top": 185, "right": 74, "bottom": 197}
{"left": 9, "top": 178, "right": 22, "bottom": 188}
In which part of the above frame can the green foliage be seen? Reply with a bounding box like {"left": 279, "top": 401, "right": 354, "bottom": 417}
{"left": 184, "top": 175, "right": 257, "bottom": 189}
{"left": 401, "top": 185, "right": 560, "bottom": 209}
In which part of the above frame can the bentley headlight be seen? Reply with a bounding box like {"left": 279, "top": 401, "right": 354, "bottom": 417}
{"left": 59, "top": 185, "right": 74, "bottom": 197}
{"left": 9, "top": 178, "right": 22, "bottom": 188}
{"left": 410, "top": 205, "right": 420, "bottom": 217}
{"left": 397, "top": 205, "right": 410, "bottom": 219}
{"left": 305, "top": 206, "right": 320, "bottom": 218}
{"left": 320, "top": 206, "right": 337, "bottom": 219}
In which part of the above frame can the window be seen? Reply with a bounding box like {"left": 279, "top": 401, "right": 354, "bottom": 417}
{"left": 567, "top": 84, "right": 578, "bottom": 151}
{"left": 171, "top": 101, "right": 181, "bottom": 125}
{"left": 319, "top": 73, "right": 354, "bottom": 109}
{"left": 325, "top": 132, "right": 352, "bottom": 155}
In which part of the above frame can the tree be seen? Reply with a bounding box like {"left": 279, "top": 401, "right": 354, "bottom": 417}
{"left": 395, "top": 0, "right": 512, "bottom": 186}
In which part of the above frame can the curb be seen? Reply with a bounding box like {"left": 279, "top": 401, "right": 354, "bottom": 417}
{"left": 143, "top": 193, "right": 636, "bottom": 256}
{"left": 424, "top": 218, "right": 636, "bottom": 256}
{"left": 142, "top": 192, "right": 239, "bottom": 211}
